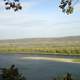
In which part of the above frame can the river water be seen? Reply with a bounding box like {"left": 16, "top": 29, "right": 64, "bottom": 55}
{"left": 0, "top": 54, "right": 80, "bottom": 80}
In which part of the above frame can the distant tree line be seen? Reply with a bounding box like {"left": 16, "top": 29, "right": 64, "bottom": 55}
{"left": 0, "top": 46, "right": 80, "bottom": 55}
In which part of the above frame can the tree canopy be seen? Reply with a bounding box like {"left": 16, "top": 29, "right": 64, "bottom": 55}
{"left": 0, "top": 65, "right": 26, "bottom": 80}
{"left": 4, "top": 0, "right": 22, "bottom": 11}
{"left": 1, "top": 0, "right": 80, "bottom": 14}
{"left": 59, "top": 0, "right": 73, "bottom": 15}
{"left": 59, "top": 0, "right": 79, "bottom": 15}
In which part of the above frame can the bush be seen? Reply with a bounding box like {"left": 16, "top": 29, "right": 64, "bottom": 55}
{"left": 0, "top": 65, "right": 26, "bottom": 80}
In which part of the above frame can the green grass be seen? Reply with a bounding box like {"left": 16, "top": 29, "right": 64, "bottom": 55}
{"left": 0, "top": 37, "right": 80, "bottom": 55}
{"left": 72, "top": 59, "right": 80, "bottom": 62}
{"left": 0, "top": 47, "right": 80, "bottom": 55}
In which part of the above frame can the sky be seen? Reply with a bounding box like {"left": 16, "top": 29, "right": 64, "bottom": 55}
{"left": 0, "top": 0, "right": 80, "bottom": 39}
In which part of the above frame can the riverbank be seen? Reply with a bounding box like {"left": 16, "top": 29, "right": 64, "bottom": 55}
{"left": 0, "top": 53, "right": 80, "bottom": 63}
{"left": 0, "top": 52, "right": 80, "bottom": 59}
{"left": 0, "top": 52, "right": 80, "bottom": 56}
{"left": 20, "top": 56, "right": 80, "bottom": 63}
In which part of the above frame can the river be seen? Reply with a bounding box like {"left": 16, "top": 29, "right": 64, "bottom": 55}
{"left": 0, "top": 54, "right": 80, "bottom": 80}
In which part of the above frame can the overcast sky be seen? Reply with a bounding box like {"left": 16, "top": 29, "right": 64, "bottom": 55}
{"left": 0, "top": 0, "right": 80, "bottom": 39}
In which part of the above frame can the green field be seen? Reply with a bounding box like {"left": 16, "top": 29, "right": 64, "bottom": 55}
{"left": 0, "top": 36, "right": 80, "bottom": 55}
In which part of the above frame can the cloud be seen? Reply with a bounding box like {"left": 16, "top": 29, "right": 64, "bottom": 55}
{"left": 74, "top": 2, "right": 80, "bottom": 12}
{"left": 0, "top": 1, "right": 5, "bottom": 8}
{"left": 0, "top": 12, "right": 48, "bottom": 28}
{"left": 21, "top": 1, "right": 37, "bottom": 9}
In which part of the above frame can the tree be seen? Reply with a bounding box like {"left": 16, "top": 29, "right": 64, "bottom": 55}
{"left": 59, "top": 0, "right": 79, "bottom": 15}
{"left": 1, "top": 0, "right": 80, "bottom": 14}
{"left": 63, "top": 73, "right": 73, "bottom": 80}
{"left": 52, "top": 72, "right": 73, "bottom": 80}
{"left": 0, "top": 65, "right": 26, "bottom": 80}
{"left": 3, "top": 0, "right": 22, "bottom": 11}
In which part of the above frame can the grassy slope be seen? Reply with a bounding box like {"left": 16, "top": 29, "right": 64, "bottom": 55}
{"left": 0, "top": 36, "right": 80, "bottom": 55}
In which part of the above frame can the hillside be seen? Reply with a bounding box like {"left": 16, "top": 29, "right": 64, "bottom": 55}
{"left": 0, "top": 36, "right": 80, "bottom": 55}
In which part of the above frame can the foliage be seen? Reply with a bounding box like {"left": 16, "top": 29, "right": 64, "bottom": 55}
{"left": 1, "top": 0, "right": 79, "bottom": 14}
{"left": 0, "top": 65, "right": 79, "bottom": 80}
{"left": 4, "top": 0, "right": 22, "bottom": 11}
{"left": 0, "top": 46, "right": 80, "bottom": 55}
{"left": 52, "top": 72, "right": 74, "bottom": 80}
{"left": 0, "top": 65, "right": 26, "bottom": 80}
{"left": 59, "top": 0, "right": 74, "bottom": 15}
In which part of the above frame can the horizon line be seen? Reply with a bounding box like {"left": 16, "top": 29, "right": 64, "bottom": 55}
{"left": 0, "top": 35, "right": 80, "bottom": 40}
